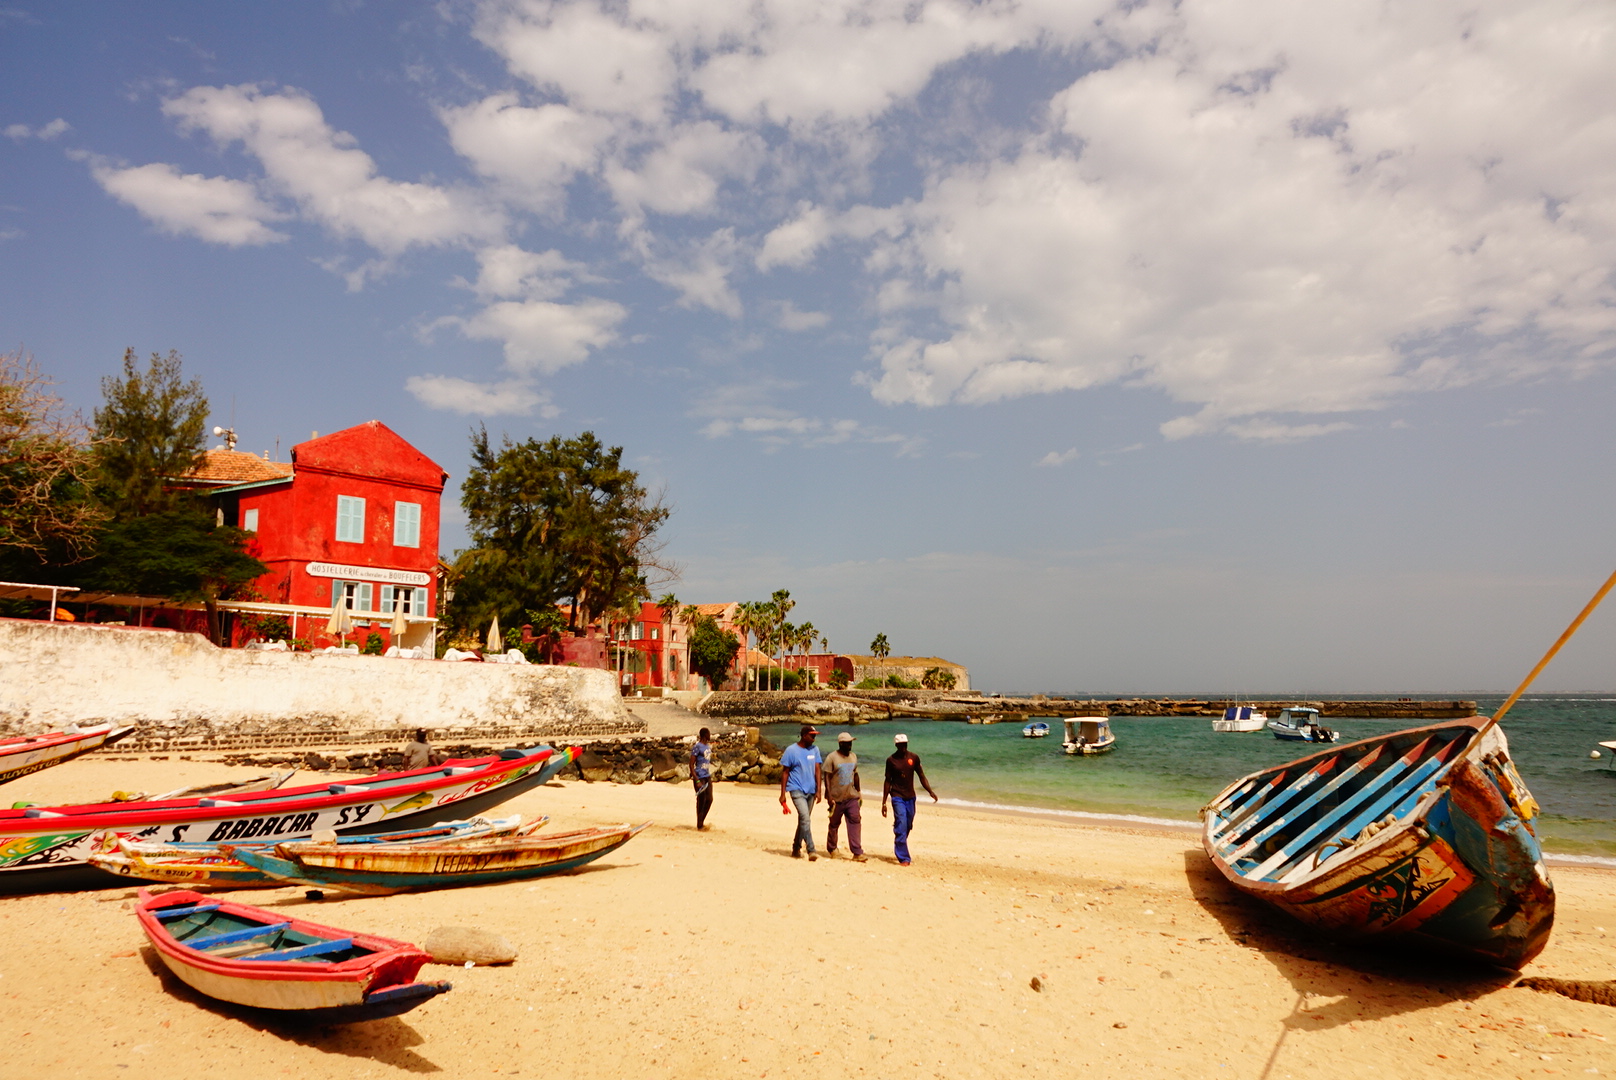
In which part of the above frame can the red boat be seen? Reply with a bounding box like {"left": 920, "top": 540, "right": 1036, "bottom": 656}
{"left": 0, "top": 723, "right": 134, "bottom": 786}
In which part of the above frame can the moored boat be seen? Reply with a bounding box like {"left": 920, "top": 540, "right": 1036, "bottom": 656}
{"left": 1269, "top": 707, "right": 1338, "bottom": 743}
{"left": 0, "top": 723, "right": 134, "bottom": 786}
{"left": 227, "top": 821, "right": 650, "bottom": 895}
{"left": 1213, "top": 706, "right": 1268, "bottom": 733}
{"left": 1022, "top": 721, "right": 1050, "bottom": 738}
{"left": 1200, "top": 718, "right": 1552, "bottom": 968}
{"left": 136, "top": 888, "right": 451, "bottom": 1022}
{"left": 88, "top": 813, "right": 545, "bottom": 887}
{"left": 1062, "top": 717, "right": 1115, "bottom": 755}
{"left": 0, "top": 744, "right": 578, "bottom": 894}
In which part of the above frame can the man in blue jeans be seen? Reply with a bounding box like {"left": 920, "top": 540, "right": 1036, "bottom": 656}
{"left": 778, "top": 724, "right": 823, "bottom": 860}
{"left": 881, "top": 732, "right": 938, "bottom": 866}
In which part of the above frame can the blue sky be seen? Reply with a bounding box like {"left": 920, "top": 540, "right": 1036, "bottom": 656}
{"left": 5, "top": 1, "right": 1616, "bottom": 692}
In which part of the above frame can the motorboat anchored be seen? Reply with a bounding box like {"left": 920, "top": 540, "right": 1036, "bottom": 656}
{"left": 1270, "top": 707, "right": 1338, "bottom": 743}
{"left": 1213, "top": 706, "right": 1268, "bottom": 733}
{"left": 1062, "top": 717, "right": 1115, "bottom": 755}
{"left": 1022, "top": 721, "right": 1050, "bottom": 738}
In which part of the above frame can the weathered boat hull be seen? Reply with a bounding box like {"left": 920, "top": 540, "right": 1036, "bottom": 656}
{"left": 0, "top": 745, "right": 577, "bottom": 893}
{"left": 1201, "top": 720, "right": 1553, "bottom": 968}
{"left": 229, "top": 822, "right": 649, "bottom": 895}
{"left": 0, "top": 724, "right": 134, "bottom": 786}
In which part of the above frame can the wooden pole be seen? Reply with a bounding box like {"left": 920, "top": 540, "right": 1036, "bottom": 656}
{"left": 1483, "top": 564, "right": 1616, "bottom": 734}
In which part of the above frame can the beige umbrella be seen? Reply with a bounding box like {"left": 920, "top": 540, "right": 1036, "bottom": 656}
{"left": 325, "top": 592, "right": 352, "bottom": 638}
{"left": 486, "top": 613, "right": 501, "bottom": 654}
{"left": 390, "top": 594, "right": 409, "bottom": 643}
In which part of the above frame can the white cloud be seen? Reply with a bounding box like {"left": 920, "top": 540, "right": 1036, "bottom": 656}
{"left": 457, "top": 296, "right": 627, "bottom": 373}
{"left": 604, "top": 121, "right": 763, "bottom": 218}
{"left": 467, "top": 243, "right": 585, "bottom": 300}
{"left": 5, "top": 118, "right": 69, "bottom": 140}
{"left": 642, "top": 228, "right": 743, "bottom": 317}
{"left": 163, "top": 84, "right": 504, "bottom": 254}
{"left": 88, "top": 160, "right": 288, "bottom": 246}
{"left": 405, "top": 374, "right": 554, "bottom": 416}
{"left": 757, "top": 205, "right": 830, "bottom": 271}
{"left": 775, "top": 300, "right": 830, "bottom": 331}
{"left": 441, "top": 93, "right": 609, "bottom": 209}
{"left": 701, "top": 411, "right": 924, "bottom": 455}
{"left": 1036, "top": 448, "right": 1079, "bottom": 466}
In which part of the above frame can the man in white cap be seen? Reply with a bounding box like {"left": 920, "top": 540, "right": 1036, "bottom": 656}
{"left": 881, "top": 733, "right": 938, "bottom": 866}
{"left": 821, "top": 732, "right": 866, "bottom": 861}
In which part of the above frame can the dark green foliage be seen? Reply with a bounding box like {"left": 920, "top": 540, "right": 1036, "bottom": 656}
{"left": 93, "top": 348, "right": 208, "bottom": 517}
{"left": 455, "top": 429, "right": 669, "bottom": 636}
{"left": 89, "top": 509, "right": 266, "bottom": 642}
{"left": 828, "top": 668, "right": 850, "bottom": 689}
{"left": 0, "top": 350, "right": 104, "bottom": 561}
{"left": 921, "top": 667, "right": 957, "bottom": 689}
{"left": 362, "top": 631, "right": 385, "bottom": 655}
{"left": 688, "top": 612, "right": 741, "bottom": 689}
{"left": 870, "top": 632, "right": 890, "bottom": 659}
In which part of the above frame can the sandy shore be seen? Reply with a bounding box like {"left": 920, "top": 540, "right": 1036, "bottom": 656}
{"left": 1, "top": 755, "right": 1612, "bottom": 1079}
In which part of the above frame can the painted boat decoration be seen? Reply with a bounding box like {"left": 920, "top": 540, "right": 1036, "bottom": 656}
{"left": 1213, "top": 706, "right": 1268, "bottom": 733}
{"left": 1200, "top": 718, "right": 1553, "bottom": 969}
{"left": 227, "top": 821, "right": 650, "bottom": 895}
{"left": 1022, "top": 721, "right": 1050, "bottom": 738}
{"left": 1269, "top": 707, "right": 1339, "bottom": 743}
{"left": 89, "top": 813, "right": 546, "bottom": 887}
{"left": 1062, "top": 717, "right": 1115, "bottom": 755}
{"left": 0, "top": 723, "right": 135, "bottom": 786}
{"left": 136, "top": 887, "right": 451, "bottom": 1023}
{"left": 0, "top": 744, "right": 579, "bottom": 894}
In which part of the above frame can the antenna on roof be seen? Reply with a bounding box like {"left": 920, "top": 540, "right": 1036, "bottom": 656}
{"left": 211, "top": 425, "right": 238, "bottom": 451}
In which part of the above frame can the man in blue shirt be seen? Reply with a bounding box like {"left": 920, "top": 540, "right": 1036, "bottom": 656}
{"left": 777, "top": 724, "right": 823, "bottom": 860}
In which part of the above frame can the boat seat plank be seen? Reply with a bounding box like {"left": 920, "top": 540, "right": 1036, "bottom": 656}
{"left": 153, "top": 903, "right": 222, "bottom": 920}
{"left": 183, "top": 921, "right": 292, "bottom": 950}
{"left": 1250, "top": 739, "right": 1449, "bottom": 881}
{"left": 1222, "top": 746, "right": 1389, "bottom": 859}
{"left": 1215, "top": 754, "right": 1350, "bottom": 852}
{"left": 243, "top": 937, "right": 355, "bottom": 962}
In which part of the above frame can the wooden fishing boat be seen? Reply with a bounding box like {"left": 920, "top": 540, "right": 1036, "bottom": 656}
{"left": 0, "top": 723, "right": 134, "bottom": 786}
{"left": 136, "top": 888, "right": 451, "bottom": 1023}
{"left": 0, "top": 744, "right": 578, "bottom": 894}
{"left": 1213, "top": 706, "right": 1268, "bottom": 733}
{"left": 226, "top": 821, "right": 650, "bottom": 895}
{"left": 1062, "top": 717, "right": 1115, "bottom": 755}
{"left": 89, "top": 814, "right": 545, "bottom": 887}
{"left": 1269, "top": 707, "right": 1338, "bottom": 743}
{"left": 1201, "top": 718, "right": 1553, "bottom": 968}
{"left": 1022, "top": 721, "right": 1050, "bottom": 738}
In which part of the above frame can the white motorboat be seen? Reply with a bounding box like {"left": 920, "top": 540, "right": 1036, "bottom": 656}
{"left": 1212, "top": 706, "right": 1268, "bottom": 733}
{"left": 1062, "top": 717, "right": 1115, "bottom": 755}
{"left": 1023, "top": 721, "right": 1051, "bottom": 738}
{"left": 1269, "top": 707, "right": 1339, "bottom": 743}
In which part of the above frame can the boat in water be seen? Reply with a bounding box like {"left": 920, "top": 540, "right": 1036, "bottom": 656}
{"left": 0, "top": 724, "right": 134, "bottom": 786}
{"left": 1022, "top": 721, "right": 1050, "bottom": 738}
{"left": 0, "top": 745, "right": 577, "bottom": 893}
{"left": 1200, "top": 718, "right": 1552, "bottom": 969}
{"left": 226, "top": 821, "right": 650, "bottom": 895}
{"left": 1269, "top": 707, "right": 1339, "bottom": 743}
{"left": 1062, "top": 717, "right": 1115, "bottom": 755}
{"left": 1213, "top": 706, "right": 1268, "bottom": 733}
{"left": 136, "top": 888, "right": 452, "bottom": 1023}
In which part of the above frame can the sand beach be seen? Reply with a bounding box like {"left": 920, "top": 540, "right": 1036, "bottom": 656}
{"left": 0, "top": 754, "right": 1612, "bottom": 1080}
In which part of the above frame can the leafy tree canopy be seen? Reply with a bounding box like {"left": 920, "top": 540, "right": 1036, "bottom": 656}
{"left": 455, "top": 428, "right": 672, "bottom": 634}
{"left": 89, "top": 510, "right": 266, "bottom": 604}
{"left": 688, "top": 611, "right": 741, "bottom": 689}
{"left": 94, "top": 347, "right": 208, "bottom": 516}
{"left": 0, "top": 349, "right": 104, "bottom": 561}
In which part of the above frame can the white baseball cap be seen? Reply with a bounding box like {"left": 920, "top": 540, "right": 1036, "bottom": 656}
{"left": 894, "top": 733, "right": 909, "bottom": 744}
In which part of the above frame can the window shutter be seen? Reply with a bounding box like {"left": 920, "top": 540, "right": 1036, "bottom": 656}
{"left": 413, "top": 588, "right": 426, "bottom": 616}
{"left": 381, "top": 585, "right": 394, "bottom": 613}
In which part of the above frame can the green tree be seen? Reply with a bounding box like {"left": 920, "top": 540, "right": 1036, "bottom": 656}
{"left": 770, "top": 589, "right": 794, "bottom": 690}
{"left": 870, "top": 632, "right": 890, "bottom": 659}
{"left": 0, "top": 350, "right": 105, "bottom": 563}
{"left": 89, "top": 509, "right": 266, "bottom": 644}
{"left": 687, "top": 610, "right": 741, "bottom": 690}
{"left": 455, "top": 429, "right": 671, "bottom": 635}
{"left": 93, "top": 348, "right": 208, "bottom": 516}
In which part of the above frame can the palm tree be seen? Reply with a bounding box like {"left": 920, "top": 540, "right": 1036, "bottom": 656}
{"left": 795, "top": 621, "right": 817, "bottom": 686}
{"left": 733, "top": 601, "right": 759, "bottom": 690}
{"left": 656, "top": 592, "right": 679, "bottom": 688}
{"left": 870, "top": 631, "right": 891, "bottom": 688}
{"left": 771, "top": 589, "right": 794, "bottom": 690}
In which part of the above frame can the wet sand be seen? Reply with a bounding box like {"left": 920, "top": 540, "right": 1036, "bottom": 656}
{"left": 1, "top": 756, "right": 1612, "bottom": 1079}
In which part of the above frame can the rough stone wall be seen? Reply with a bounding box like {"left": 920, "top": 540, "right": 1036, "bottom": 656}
{"left": 0, "top": 619, "right": 642, "bottom": 741}
{"left": 850, "top": 658, "right": 970, "bottom": 690}
{"left": 697, "top": 688, "right": 981, "bottom": 718}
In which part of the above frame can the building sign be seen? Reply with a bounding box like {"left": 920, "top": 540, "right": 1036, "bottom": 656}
{"left": 305, "top": 561, "right": 431, "bottom": 587}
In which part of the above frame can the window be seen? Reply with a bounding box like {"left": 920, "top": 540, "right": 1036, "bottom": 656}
{"left": 332, "top": 580, "right": 373, "bottom": 613}
{"left": 650, "top": 627, "right": 659, "bottom": 640}
{"left": 242, "top": 508, "right": 259, "bottom": 533}
{"left": 381, "top": 586, "right": 427, "bottom": 617}
{"left": 632, "top": 622, "right": 645, "bottom": 640}
{"left": 394, "top": 501, "right": 421, "bottom": 547}
{"left": 336, "top": 496, "right": 366, "bottom": 543}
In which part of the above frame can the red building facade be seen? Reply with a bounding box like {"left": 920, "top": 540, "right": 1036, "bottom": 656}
{"left": 190, "top": 422, "right": 446, "bottom": 650}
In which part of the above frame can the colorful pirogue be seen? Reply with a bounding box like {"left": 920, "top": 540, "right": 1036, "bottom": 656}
{"left": 227, "top": 821, "right": 649, "bottom": 894}
{"left": 1201, "top": 718, "right": 1552, "bottom": 968}
{"left": 136, "top": 888, "right": 452, "bottom": 1023}
{"left": 0, "top": 723, "right": 134, "bottom": 786}
{"left": 0, "top": 745, "right": 578, "bottom": 893}
{"left": 88, "top": 814, "right": 545, "bottom": 887}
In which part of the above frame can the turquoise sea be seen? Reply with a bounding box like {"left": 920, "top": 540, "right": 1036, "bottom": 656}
{"left": 761, "top": 694, "right": 1616, "bottom": 862}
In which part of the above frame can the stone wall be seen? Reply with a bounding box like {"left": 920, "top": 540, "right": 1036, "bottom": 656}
{"left": 697, "top": 688, "right": 981, "bottom": 718}
{"left": 0, "top": 619, "right": 641, "bottom": 742}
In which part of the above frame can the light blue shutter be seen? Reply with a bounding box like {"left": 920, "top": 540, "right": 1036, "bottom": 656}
{"left": 381, "top": 585, "right": 394, "bottom": 615}
{"left": 413, "top": 588, "right": 426, "bottom": 616}
{"left": 357, "top": 583, "right": 373, "bottom": 613}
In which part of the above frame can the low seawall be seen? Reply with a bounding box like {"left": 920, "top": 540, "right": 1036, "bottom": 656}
{"left": 0, "top": 619, "right": 642, "bottom": 742}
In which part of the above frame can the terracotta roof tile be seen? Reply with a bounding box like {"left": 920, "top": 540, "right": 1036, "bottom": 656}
{"left": 184, "top": 449, "right": 294, "bottom": 485}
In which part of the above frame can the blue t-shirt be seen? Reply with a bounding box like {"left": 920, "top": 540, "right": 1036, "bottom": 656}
{"left": 779, "top": 742, "right": 822, "bottom": 794}
{"left": 691, "top": 741, "right": 713, "bottom": 780}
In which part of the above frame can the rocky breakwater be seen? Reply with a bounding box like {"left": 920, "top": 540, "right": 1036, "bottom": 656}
{"left": 699, "top": 689, "right": 983, "bottom": 721}
{"left": 569, "top": 730, "right": 783, "bottom": 787}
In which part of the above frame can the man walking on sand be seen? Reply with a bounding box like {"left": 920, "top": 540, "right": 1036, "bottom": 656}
{"left": 822, "top": 732, "right": 866, "bottom": 861}
{"left": 778, "top": 724, "right": 823, "bottom": 860}
{"left": 881, "top": 733, "right": 938, "bottom": 866}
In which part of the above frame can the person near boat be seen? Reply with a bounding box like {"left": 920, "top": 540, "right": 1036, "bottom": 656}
{"left": 881, "top": 733, "right": 938, "bottom": 866}
{"left": 690, "top": 727, "right": 716, "bottom": 831}
{"left": 821, "top": 732, "right": 866, "bottom": 862}
{"left": 778, "top": 725, "right": 823, "bottom": 860}
{"left": 402, "top": 729, "right": 439, "bottom": 770}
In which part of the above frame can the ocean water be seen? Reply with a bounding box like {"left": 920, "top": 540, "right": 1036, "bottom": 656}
{"left": 761, "top": 694, "right": 1616, "bottom": 860}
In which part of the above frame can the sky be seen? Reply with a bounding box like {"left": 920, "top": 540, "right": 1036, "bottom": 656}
{"left": 4, "top": 1, "right": 1616, "bottom": 693}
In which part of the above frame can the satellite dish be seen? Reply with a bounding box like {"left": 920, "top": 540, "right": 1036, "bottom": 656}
{"left": 213, "top": 426, "right": 224, "bottom": 436}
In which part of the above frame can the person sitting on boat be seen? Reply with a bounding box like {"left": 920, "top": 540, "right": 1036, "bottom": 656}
{"left": 402, "top": 729, "right": 439, "bottom": 770}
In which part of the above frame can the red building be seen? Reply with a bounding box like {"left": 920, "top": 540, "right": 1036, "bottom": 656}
{"left": 184, "top": 422, "right": 447, "bottom": 650}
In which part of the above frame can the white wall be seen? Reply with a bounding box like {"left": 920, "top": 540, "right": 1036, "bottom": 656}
{"left": 0, "top": 620, "right": 640, "bottom": 740}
